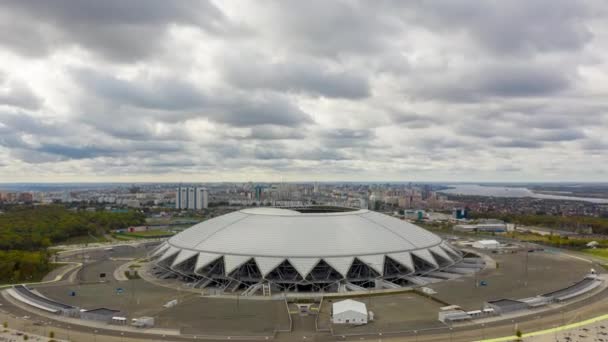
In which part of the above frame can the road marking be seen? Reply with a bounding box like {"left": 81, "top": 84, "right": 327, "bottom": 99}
{"left": 478, "top": 313, "right": 608, "bottom": 341}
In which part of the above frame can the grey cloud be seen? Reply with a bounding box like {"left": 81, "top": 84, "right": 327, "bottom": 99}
{"left": 0, "top": 1, "right": 231, "bottom": 61}
{"left": 321, "top": 128, "right": 376, "bottom": 148}
{"left": 401, "top": 0, "right": 592, "bottom": 55}
{"left": 493, "top": 139, "right": 543, "bottom": 149}
{"left": 72, "top": 68, "right": 314, "bottom": 129}
{"left": 220, "top": 57, "right": 370, "bottom": 99}
{"left": 0, "top": 1, "right": 605, "bottom": 181}
{"left": 214, "top": 95, "right": 313, "bottom": 127}
{"left": 456, "top": 115, "right": 586, "bottom": 145}
{"left": 389, "top": 112, "right": 438, "bottom": 129}
{"left": 0, "top": 111, "right": 69, "bottom": 136}
{"left": 581, "top": 139, "right": 608, "bottom": 151}
{"left": 533, "top": 129, "right": 585, "bottom": 142}
{"left": 72, "top": 69, "right": 206, "bottom": 111}
{"left": 35, "top": 144, "right": 117, "bottom": 160}
{"left": 256, "top": 1, "right": 403, "bottom": 57}
{"left": 413, "top": 63, "right": 571, "bottom": 102}
{"left": 411, "top": 137, "right": 473, "bottom": 152}
{"left": 323, "top": 129, "right": 374, "bottom": 140}
{"left": 0, "top": 79, "right": 42, "bottom": 110}
{"left": 253, "top": 143, "right": 348, "bottom": 161}
{"left": 236, "top": 125, "right": 307, "bottom": 140}
{"left": 477, "top": 65, "right": 571, "bottom": 97}
{"left": 495, "top": 165, "right": 522, "bottom": 172}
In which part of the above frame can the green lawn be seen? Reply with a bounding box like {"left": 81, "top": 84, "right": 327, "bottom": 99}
{"left": 582, "top": 248, "right": 608, "bottom": 260}
{"left": 111, "top": 234, "right": 137, "bottom": 241}
{"left": 60, "top": 234, "right": 109, "bottom": 245}
{"left": 117, "top": 230, "right": 175, "bottom": 239}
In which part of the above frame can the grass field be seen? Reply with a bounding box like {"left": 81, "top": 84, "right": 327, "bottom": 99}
{"left": 582, "top": 248, "right": 608, "bottom": 260}
{"left": 115, "top": 230, "right": 174, "bottom": 239}
{"left": 61, "top": 234, "right": 109, "bottom": 245}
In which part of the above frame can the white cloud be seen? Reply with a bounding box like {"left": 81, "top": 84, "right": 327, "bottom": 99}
{"left": 0, "top": 0, "right": 607, "bottom": 181}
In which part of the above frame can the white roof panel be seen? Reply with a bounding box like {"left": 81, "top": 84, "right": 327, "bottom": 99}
{"left": 169, "top": 211, "right": 249, "bottom": 249}
{"left": 255, "top": 257, "right": 285, "bottom": 277}
{"left": 289, "top": 258, "right": 320, "bottom": 278}
{"left": 430, "top": 246, "right": 453, "bottom": 263}
{"left": 358, "top": 255, "right": 385, "bottom": 275}
{"left": 151, "top": 243, "right": 169, "bottom": 257}
{"left": 441, "top": 242, "right": 460, "bottom": 257}
{"left": 171, "top": 249, "right": 198, "bottom": 267}
{"left": 387, "top": 252, "right": 414, "bottom": 271}
{"left": 324, "top": 257, "right": 354, "bottom": 277}
{"left": 194, "top": 252, "right": 221, "bottom": 272}
{"left": 412, "top": 249, "right": 438, "bottom": 268}
{"left": 224, "top": 255, "right": 252, "bottom": 275}
{"left": 158, "top": 246, "right": 180, "bottom": 262}
{"left": 168, "top": 208, "right": 443, "bottom": 258}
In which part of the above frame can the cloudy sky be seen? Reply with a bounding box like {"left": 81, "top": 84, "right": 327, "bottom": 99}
{"left": 0, "top": 1, "right": 607, "bottom": 182}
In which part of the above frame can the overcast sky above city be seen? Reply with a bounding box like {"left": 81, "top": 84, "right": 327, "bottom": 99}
{"left": 0, "top": 1, "right": 607, "bottom": 182}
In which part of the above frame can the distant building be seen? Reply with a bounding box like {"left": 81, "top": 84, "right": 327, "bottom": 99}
{"left": 177, "top": 187, "right": 188, "bottom": 209}
{"left": 453, "top": 223, "right": 507, "bottom": 233}
{"left": 255, "top": 185, "right": 263, "bottom": 201}
{"left": 473, "top": 240, "right": 500, "bottom": 249}
{"left": 176, "top": 186, "right": 208, "bottom": 210}
{"left": 453, "top": 208, "right": 468, "bottom": 219}
{"left": 80, "top": 308, "right": 122, "bottom": 323}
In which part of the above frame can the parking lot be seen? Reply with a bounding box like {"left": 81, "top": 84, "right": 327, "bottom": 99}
{"left": 429, "top": 250, "right": 591, "bottom": 310}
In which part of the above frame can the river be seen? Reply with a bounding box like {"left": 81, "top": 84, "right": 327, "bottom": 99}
{"left": 441, "top": 184, "right": 608, "bottom": 204}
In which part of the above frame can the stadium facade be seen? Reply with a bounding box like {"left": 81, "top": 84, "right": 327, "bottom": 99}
{"left": 150, "top": 207, "right": 464, "bottom": 292}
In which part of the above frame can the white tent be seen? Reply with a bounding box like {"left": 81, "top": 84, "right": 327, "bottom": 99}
{"left": 473, "top": 240, "right": 499, "bottom": 249}
{"left": 332, "top": 299, "right": 368, "bottom": 325}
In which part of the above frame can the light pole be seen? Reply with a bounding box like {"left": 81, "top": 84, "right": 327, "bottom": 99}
{"left": 523, "top": 249, "right": 529, "bottom": 287}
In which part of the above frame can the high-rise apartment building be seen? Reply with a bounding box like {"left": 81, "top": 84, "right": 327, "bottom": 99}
{"left": 176, "top": 186, "right": 208, "bottom": 210}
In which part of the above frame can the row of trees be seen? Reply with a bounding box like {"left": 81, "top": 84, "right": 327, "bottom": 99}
{"left": 470, "top": 212, "right": 608, "bottom": 234}
{"left": 0, "top": 205, "right": 145, "bottom": 283}
{"left": 0, "top": 205, "right": 145, "bottom": 250}
{"left": 0, "top": 250, "right": 51, "bottom": 283}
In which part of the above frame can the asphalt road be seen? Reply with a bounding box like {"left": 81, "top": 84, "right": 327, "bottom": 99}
{"left": 3, "top": 243, "right": 608, "bottom": 342}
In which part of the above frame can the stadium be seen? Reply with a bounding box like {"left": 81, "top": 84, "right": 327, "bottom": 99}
{"left": 149, "top": 207, "right": 467, "bottom": 293}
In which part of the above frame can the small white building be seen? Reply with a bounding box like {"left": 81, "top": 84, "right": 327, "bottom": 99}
{"left": 132, "top": 316, "right": 155, "bottom": 328}
{"left": 332, "top": 299, "right": 368, "bottom": 325}
{"left": 473, "top": 239, "right": 500, "bottom": 249}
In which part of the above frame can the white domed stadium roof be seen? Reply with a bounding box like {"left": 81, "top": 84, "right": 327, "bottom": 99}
{"left": 152, "top": 207, "right": 461, "bottom": 279}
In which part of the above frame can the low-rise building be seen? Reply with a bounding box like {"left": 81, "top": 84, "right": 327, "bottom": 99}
{"left": 473, "top": 239, "right": 500, "bottom": 249}
{"left": 80, "top": 308, "right": 122, "bottom": 323}
{"left": 332, "top": 299, "right": 368, "bottom": 325}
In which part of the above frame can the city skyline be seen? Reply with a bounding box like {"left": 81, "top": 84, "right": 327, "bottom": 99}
{"left": 1, "top": 1, "right": 607, "bottom": 182}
